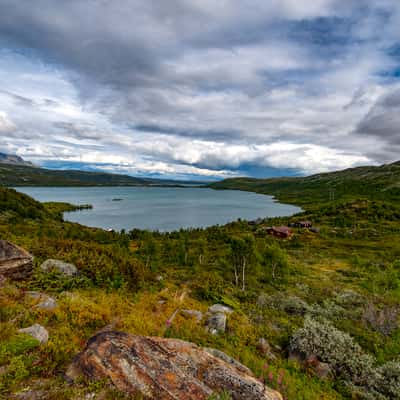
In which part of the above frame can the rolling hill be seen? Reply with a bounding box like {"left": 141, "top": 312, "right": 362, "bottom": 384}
{"left": 0, "top": 152, "right": 34, "bottom": 166}
{"left": 0, "top": 163, "right": 193, "bottom": 187}
{"left": 209, "top": 161, "right": 400, "bottom": 208}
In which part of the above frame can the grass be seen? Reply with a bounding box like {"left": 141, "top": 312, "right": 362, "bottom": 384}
{"left": 0, "top": 186, "right": 399, "bottom": 399}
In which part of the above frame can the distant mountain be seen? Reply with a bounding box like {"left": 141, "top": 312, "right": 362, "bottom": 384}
{"left": 0, "top": 153, "right": 34, "bottom": 166}
{"left": 0, "top": 162, "right": 199, "bottom": 187}
{"left": 209, "top": 161, "right": 400, "bottom": 208}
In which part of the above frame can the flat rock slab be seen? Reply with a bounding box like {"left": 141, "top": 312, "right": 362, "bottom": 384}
{"left": 66, "top": 331, "right": 282, "bottom": 400}
{"left": 40, "top": 259, "right": 77, "bottom": 276}
{"left": 0, "top": 240, "right": 33, "bottom": 280}
{"left": 208, "top": 304, "right": 233, "bottom": 314}
{"left": 18, "top": 324, "right": 49, "bottom": 344}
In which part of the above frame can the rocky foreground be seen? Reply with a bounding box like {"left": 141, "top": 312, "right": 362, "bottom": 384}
{"left": 67, "top": 331, "right": 282, "bottom": 400}
{"left": 1, "top": 240, "right": 282, "bottom": 399}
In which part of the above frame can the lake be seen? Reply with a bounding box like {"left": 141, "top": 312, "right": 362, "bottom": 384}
{"left": 16, "top": 187, "right": 301, "bottom": 232}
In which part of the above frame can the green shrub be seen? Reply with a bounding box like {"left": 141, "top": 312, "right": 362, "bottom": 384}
{"left": 0, "top": 334, "right": 39, "bottom": 364}
{"left": 208, "top": 391, "right": 232, "bottom": 400}
{"left": 290, "top": 316, "right": 376, "bottom": 385}
{"left": 372, "top": 360, "right": 400, "bottom": 399}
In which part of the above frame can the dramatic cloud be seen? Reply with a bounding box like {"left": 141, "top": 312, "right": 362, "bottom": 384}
{"left": 0, "top": 0, "right": 399, "bottom": 179}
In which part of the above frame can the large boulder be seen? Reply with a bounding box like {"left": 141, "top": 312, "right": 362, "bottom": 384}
{"left": 66, "top": 331, "right": 282, "bottom": 400}
{"left": 0, "top": 240, "right": 33, "bottom": 279}
{"left": 40, "top": 259, "right": 77, "bottom": 276}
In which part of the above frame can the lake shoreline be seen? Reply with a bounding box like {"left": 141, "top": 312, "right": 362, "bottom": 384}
{"left": 14, "top": 186, "right": 302, "bottom": 232}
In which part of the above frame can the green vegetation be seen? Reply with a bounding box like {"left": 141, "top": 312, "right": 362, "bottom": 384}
{"left": 209, "top": 160, "right": 400, "bottom": 208}
{"left": 0, "top": 161, "right": 400, "bottom": 399}
{"left": 0, "top": 163, "right": 192, "bottom": 187}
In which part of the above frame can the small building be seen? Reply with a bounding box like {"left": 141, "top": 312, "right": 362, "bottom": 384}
{"left": 265, "top": 226, "right": 293, "bottom": 239}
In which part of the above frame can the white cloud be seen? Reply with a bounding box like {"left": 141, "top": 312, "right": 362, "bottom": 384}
{"left": 0, "top": 111, "right": 16, "bottom": 133}
{"left": 0, "top": 1, "right": 399, "bottom": 178}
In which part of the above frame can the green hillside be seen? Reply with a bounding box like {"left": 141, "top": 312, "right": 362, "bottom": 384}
{"left": 210, "top": 161, "right": 400, "bottom": 208}
{"left": 0, "top": 163, "right": 182, "bottom": 187}
{"left": 1, "top": 166, "right": 400, "bottom": 399}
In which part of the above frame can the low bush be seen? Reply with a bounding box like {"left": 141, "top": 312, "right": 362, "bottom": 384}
{"left": 290, "top": 317, "right": 376, "bottom": 385}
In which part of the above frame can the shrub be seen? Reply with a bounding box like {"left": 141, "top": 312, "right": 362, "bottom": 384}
{"left": 0, "top": 334, "right": 39, "bottom": 364}
{"left": 290, "top": 317, "right": 376, "bottom": 385}
{"left": 260, "top": 293, "right": 309, "bottom": 315}
{"left": 307, "top": 300, "right": 347, "bottom": 320}
{"left": 372, "top": 360, "right": 400, "bottom": 399}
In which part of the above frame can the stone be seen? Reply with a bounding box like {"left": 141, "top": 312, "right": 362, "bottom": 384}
{"left": 205, "top": 304, "right": 233, "bottom": 334}
{"left": 305, "top": 355, "right": 333, "bottom": 380}
{"left": 181, "top": 309, "right": 203, "bottom": 322}
{"left": 208, "top": 304, "right": 233, "bottom": 314}
{"left": 313, "top": 361, "right": 332, "bottom": 379}
{"left": 66, "top": 331, "right": 282, "bottom": 400}
{"left": 40, "top": 259, "right": 77, "bottom": 276}
{"left": 11, "top": 390, "right": 48, "bottom": 400}
{"left": 205, "top": 312, "right": 227, "bottom": 334}
{"left": 36, "top": 296, "right": 58, "bottom": 311}
{"left": 289, "top": 351, "right": 333, "bottom": 380}
{"left": 257, "top": 338, "right": 271, "bottom": 355}
{"left": 203, "top": 348, "right": 252, "bottom": 375}
{"left": 0, "top": 240, "right": 33, "bottom": 280}
{"left": 26, "top": 291, "right": 57, "bottom": 310}
{"left": 18, "top": 324, "right": 49, "bottom": 344}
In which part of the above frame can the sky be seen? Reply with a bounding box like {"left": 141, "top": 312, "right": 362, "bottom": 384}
{"left": 0, "top": 0, "right": 399, "bottom": 181}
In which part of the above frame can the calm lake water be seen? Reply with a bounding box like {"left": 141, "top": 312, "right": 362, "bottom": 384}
{"left": 16, "top": 187, "right": 301, "bottom": 232}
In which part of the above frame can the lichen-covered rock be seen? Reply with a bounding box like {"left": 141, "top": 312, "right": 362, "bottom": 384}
{"left": 27, "top": 291, "right": 58, "bottom": 310}
{"left": 40, "top": 259, "right": 77, "bottom": 276}
{"left": 256, "top": 337, "right": 270, "bottom": 354}
{"left": 0, "top": 240, "right": 33, "bottom": 279}
{"left": 203, "top": 348, "right": 252, "bottom": 375}
{"left": 208, "top": 304, "right": 233, "bottom": 314}
{"left": 66, "top": 331, "right": 282, "bottom": 400}
{"left": 205, "top": 312, "right": 227, "bottom": 334}
{"left": 18, "top": 324, "right": 49, "bottom": 344}
{"left": 36, "top": 296, "right": 58, "bottom": 310}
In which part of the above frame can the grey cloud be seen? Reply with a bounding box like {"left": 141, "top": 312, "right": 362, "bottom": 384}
{"left": 355, "top": 88, "right": 400, "bottom": 146}
{"left": 1, "top": 1, "right": 400, "bottom": 177}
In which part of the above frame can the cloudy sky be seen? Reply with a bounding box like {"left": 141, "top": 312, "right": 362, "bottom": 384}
{"left": 0, "top": 0, "right": 399, "bottom": 180}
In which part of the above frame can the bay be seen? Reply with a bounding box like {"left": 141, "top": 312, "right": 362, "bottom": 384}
{"left": 16, "top": 187, "right": 301, "bottom": 232}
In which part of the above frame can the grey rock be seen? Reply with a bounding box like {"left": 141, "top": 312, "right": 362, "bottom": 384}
{"left": 26, "top": 291, "right": 44, "bottom": 300}
{"left": 257, "top": 338, "right": 271, "bottom": 355}
{"left": 11, "top": 390, "right": 48, "bottom": 400}
{"left": 313, "top": 361, "right": 332, "bottom": 380}
{"left": 27, "top": 291, "right": 57, "bottom": 310}
{"left": 205, "top": 312, "right": 227, "bottom": 334}
{"left": 181, "top": 309, "right": 203, "bottom": 322}
{"left": 36, "top": 296, "right": 57, "bottom": 310}
{"left": 204, "top": 348, "right": 252, "bottom": 374}
{"left": 40, "top": 259, "right": 77, "bottom": 276}
{"left": 208, "top": 304, "right": 233, "bottom": 314}
{"left": 0, "top": 240, "right": 33, "bottom": 280}
{"left": 18, "top": 323, "right": 49, "bottom": 344}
